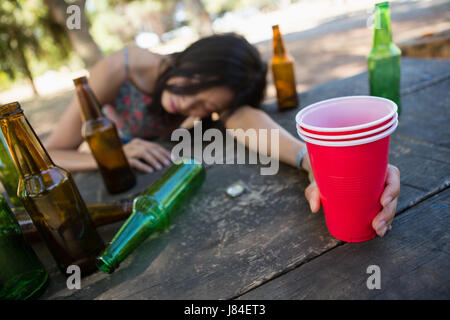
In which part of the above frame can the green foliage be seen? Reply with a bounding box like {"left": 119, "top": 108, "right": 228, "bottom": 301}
{"left": 0, "top": 0, "right": 37, "bottom": 79}
{"left": 87, "top": 0, "right": 178, "bottom": 53}
{"left": 87, "top": 1, "right": 126, "bottom": 54}
{"left": 0, "top": 0, "right": 71, "bottom": 88}
{"left": 0, "top": 0, "right": 266, "bottom": 91}
{"left": 205, "top": 0, "right": 280, "bottom": 17}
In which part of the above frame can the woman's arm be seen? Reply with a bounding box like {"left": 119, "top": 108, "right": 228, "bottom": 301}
{"left": 224, "top": 105, "right": 308, "bottom": 169}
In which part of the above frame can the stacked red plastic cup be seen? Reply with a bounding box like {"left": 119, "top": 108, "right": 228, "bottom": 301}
{"left": 295, "top": 96, "right": 398, "bottom": 242}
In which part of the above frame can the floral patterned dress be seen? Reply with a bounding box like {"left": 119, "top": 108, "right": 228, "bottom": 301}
{"left": 102, "top": 48, "right": 186, "bottom": 143}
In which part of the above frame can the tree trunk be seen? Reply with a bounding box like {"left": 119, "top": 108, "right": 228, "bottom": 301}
{"left": 148, "top": 13, "right": 166, "bottom": 43}
{"left": 44, "top": 0, "right": 103, "bottom": 67}
{"left": 18, "top": 48, "right": 39, "bottom": 96}
{"left": 184, "top": 0, "right": 214, "bottom": 37}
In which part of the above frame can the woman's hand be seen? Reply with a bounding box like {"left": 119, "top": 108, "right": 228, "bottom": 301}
{"left": 123, "top": 138, "right": 172, "bottom": 173}
{"left": 302, "top": 155, "right": 400, "bottom": 237}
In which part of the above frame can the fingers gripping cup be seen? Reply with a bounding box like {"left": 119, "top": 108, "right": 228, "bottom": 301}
{"left": 295, "top": 96, "right": 398, "bottom": 242}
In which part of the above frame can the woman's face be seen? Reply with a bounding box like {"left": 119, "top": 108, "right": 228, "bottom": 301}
{"left": 161, "top": 77, "right": 234, "bottom": 119}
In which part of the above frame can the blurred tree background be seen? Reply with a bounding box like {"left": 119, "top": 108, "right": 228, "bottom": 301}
{"left": 0, "top": 0, "right": 71, "bottom": 95}
{"left": 0, "top": 0, "right": 280, "bottom": 94}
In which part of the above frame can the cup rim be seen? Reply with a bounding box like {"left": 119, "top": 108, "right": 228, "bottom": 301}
{"left": 295, "top": 96, "right": 398, "bottom": 132}
{"left": 297, "top": 114, "right": 395, "bottom": 135}
{"left": 297, "top": 113, "right": 397, "bottom": 140}
{"left": 298, "top": 119, "right": 398, "bottom": 146}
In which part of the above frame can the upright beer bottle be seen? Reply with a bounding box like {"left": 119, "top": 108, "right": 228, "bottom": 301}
{"left": 0, "top": 195, "right": 48, "bottom": 300}
{"left": 271, "top": 25, "right": 299, "bottom": 110}
{"left": 74, "top": 76, "right": 136, "bottom": 194}
{"left": 0, "top": 102, "right": 105, "bottom": 276}
{"left": 96, "top": 159, "right": 205, "bottom": 274}
{"left": 368, "top": 1, "right": 401, "bottom": 115}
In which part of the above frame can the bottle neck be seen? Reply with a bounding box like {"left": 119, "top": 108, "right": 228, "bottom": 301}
{"left": 0, "top": 112, "right": 54, "bottom": 177}
{"left": 75, "top": 83, "right": 103, "bottom": 122}
{"left": 372, "top": 4, "right": 393, "bottom": 47}
{"left": 272, "top": 27, "right": 287, "bottom": 58}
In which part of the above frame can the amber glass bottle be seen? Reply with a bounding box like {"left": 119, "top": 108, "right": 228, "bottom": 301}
{"left": 16, "top": 200, "right": 133, "bottom": 243}
{"left": 87, "top": 200, "right": 134, "bottom": 227}
{"left": 74, "top": 76, "right": 136, "bottom": 194}
{"left": 0, "top": 102, "right": 105, "bottom": 276}
{"left": 271, "top": 25, "right": 299, "bottom": 110}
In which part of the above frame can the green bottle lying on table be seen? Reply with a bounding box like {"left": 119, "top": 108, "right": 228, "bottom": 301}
{"left": 0, "top": 195, "right": 48, "bottom": 300}
{"left": 96, "top": 159, "right": 205, "bottom": 274}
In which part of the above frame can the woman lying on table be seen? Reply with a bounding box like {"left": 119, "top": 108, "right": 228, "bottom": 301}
{"left": 46, "top": 33, "right": 400, "bottom": 238}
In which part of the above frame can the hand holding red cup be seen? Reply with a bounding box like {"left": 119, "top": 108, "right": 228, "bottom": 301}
{"left": 296, "top": 96, "right": 399, "bottom": 242}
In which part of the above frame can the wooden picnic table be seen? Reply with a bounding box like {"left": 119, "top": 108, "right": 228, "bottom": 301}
{"left": 37, "top": 57, "right": 449, "bottom": 300}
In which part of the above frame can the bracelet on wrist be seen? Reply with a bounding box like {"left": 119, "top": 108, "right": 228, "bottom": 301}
{"left": 296, "top": 147, "right": 308, "bottom": 170}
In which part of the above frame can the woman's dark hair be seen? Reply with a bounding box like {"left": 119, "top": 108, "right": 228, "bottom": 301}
{"left": 151, "top": 33, "right": 268, "bottom": 120}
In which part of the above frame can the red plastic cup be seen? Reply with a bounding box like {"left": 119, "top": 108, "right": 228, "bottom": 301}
{"left": 297, "top": 114, "right": 397, "bottom": 141}
{"left": 295, "top": 96, "right": 397, "bottom": 136}
{"left": 297, "top": 120, "right": 398, "bottom": 242}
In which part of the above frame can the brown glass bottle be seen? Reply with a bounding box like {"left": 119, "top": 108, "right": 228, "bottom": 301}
{"left": 0, "top": 102, "right": 105, "bottom": 276}
{"left": 74, "top": 76, "right": 136, "bottom": 194}
{"left": 16, "top": 200, "right": 133, "bottom": 243}
{"left": 271, "top": 25, "right": 299, "bottom": 110}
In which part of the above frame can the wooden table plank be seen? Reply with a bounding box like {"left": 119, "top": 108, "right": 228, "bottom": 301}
{"left": 239, "top": 188, "right": 450, "bottom": 300}
{"left": 38, "top": 58, "right": 450, "bottom": 299}
{"left": 395, "top": 79, "right": 450, "bottom": 148}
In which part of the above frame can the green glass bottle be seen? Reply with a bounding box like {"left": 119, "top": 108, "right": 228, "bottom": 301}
{"left": 96, "top": 159, "right": 205, "bottom": 274}
{"left": 0, "top": 132, "right": 23, "bottom": 208}
{"left": 0, "top": 194, "right": 48, "bottom": 300}
{"left": 368, "top": 1, "right": 401, "bottom": 115}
